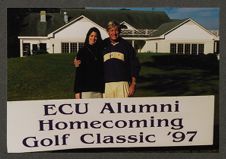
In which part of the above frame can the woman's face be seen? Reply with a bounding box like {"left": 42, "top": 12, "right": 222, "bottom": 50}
{"left": 89, "top": 31, "right": 98, "bottom": 45}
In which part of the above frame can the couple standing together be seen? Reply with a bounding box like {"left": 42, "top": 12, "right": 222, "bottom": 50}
{"left": 74, "top": 21, "right": 140, "bottom": 99}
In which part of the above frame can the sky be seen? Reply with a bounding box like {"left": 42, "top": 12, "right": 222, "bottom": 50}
{"left": 87, "top": 7, "right": 219, "bottom": 30}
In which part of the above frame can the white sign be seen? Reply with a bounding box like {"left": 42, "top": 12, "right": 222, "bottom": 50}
{"left": 7, "top": 96, "right": 215, "bottom": 153}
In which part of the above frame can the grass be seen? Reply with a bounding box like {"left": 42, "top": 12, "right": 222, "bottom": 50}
{"left": 8, "top": 53, "right": 219, "bottom": 100}
{"left": 8, "top": 54, "right": 76, "bottom": 100}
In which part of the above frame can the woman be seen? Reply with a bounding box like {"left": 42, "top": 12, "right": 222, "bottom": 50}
{"left": 74, "top": 27, "right": 104, "bottom": 99}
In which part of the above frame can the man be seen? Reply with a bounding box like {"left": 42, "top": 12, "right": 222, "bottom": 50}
{"left": 102, "top": 21, "right": 140, "bottom": 98}
{"left": 74, "top": 21, "right": 140, "bottom": 98}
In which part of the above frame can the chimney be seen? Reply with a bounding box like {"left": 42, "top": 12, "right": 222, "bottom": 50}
{"left": 40, "top": 11, "right": 46, "bottom": 22}
{"left": 64, "top": 12, "right": 68, "bottom": 23}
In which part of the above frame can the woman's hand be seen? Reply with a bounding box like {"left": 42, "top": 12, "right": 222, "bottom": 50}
{"left": 74, "top": 58, "right": 81, "bottom": 67}
{"left": 75, "top": 93, "right": 81, "bottom": 99}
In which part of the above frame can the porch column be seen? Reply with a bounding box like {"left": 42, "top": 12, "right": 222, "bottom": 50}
{"left": 77, "top": 42, "right": 79, "bottom": 52}
{"left": 20, "top": 39, "right": 23, "bottom": 57}
{"left": 30, "top": 43, "right": 33, "bottom": 55}
{"left": 197, "top": 44, "right": 199, "bottom": 55}
{"left": 132, "top": 40, "right": 135, "bottom": 48}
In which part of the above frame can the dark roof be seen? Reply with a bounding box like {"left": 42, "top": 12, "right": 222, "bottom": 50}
{"left": 19, "top": 9, "right": 172, "bottom": 36}
{"left": 20, "top": 13, "right": 66, "bottom": 36}
{"left": 66, "top": 9, "right": 171, "bottom": 29}
{"left": 151, "top": 19, "right": 188, "bottom": 37}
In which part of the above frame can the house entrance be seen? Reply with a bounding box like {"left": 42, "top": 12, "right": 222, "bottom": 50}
{"left": 23, "top": 43, "right": 31, "bottom": 56}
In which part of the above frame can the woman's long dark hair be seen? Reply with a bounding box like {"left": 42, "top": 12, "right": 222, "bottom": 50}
{"left": 84, "top": 27, "right": 103, "bottom": 48}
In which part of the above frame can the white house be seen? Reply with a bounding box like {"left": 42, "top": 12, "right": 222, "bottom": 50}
{"left": 18, "top": 13, "right": 109, "bottom": 57}
{"left": 18, "top": 9, "right": 219, "bottom": 57}
{"left": 138, "top": 19, "right": 219, "bottom": 54}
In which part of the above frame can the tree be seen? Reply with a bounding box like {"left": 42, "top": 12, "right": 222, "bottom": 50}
{"left": 7, "top": 9, "right": 29, "bottom": 58}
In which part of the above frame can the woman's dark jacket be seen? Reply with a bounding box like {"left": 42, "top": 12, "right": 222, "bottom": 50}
{"left": 74, "top": 44, "right": 104, "bottom": 93}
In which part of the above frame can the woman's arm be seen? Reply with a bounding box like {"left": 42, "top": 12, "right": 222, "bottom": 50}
{"left": 74, "top": 50, "right": 84, "bottom": 97}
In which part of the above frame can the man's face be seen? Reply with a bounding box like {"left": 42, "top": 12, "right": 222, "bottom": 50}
{"left": 107, "top": 26, "right": 119, "bottom": 42}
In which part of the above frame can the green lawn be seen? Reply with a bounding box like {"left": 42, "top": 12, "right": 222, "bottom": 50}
{"left": 8, "top": 53, "right": 219, "bottom": 101}
{"left": 8, "top": 54, "right": 76, "bottom": 100}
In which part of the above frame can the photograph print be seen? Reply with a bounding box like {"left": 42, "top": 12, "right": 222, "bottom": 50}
{"left": 7, "top": 7, "right": 219, "bottom": 153}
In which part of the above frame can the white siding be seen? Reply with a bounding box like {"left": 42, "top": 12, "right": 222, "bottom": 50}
{"left": 141, "top": 21, "right": 217, "bottom": 54}
{"left": 165, "top": 21, "right": 214, "bottom": 40}
{"left": 141, "top": 39, "right": 215, "bottom": 54}
{"left": 141, "top": 40, "right": 169, "bottom": 53}
{"left": 18, "top": 17, "right": 109, "bottom": 56}
{"left": 49, "top": 17, "right": 108, "bottom": 53}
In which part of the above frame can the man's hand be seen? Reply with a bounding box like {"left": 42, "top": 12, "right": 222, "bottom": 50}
{"left": 73, "top": 58, "right": 81, "bottom": 67}
{"left": 128, "top": 83, "right": 136, "bottom": 97}
{"left": 128, "top": 77, "right": 136, "bottom": 97}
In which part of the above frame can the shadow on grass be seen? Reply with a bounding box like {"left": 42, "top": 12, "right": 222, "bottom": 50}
{"left": 137, "top": 54, "right": 219, "bottom": 96}
{"left": 141, "top": 54, "right": 219, "bottom": 71}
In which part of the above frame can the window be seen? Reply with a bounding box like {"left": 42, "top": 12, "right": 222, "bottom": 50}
{"left": 32, "top": 44, "right": 38, "bottom": 54}
{"left": 39, "top": 43, "right": 47, "bottom": 53}
{"left": 170, "top": 43, "right": 204, "bottom": 55}
{"left": 61, "top": 43, "right": 69, "bottom": 53}
{"left": 62, "top": 42, "right": 84, "bottom": 53}
{"left": 198, "top": 44, "right": 204, "bottom": 54}
{"left": 70, "top": 43, "right": 77, "bottom": 53}
{"left": 185, "top": 44, "right": 191, "bottom": 55}
{"left": 170, "top": 43, "right": 177, "bottom": 54}
{"left": 191, "top": 44, "right": 197, "bottom": 55}
{"left": 177, "top": 44, "right": 184, "bottom": 54}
